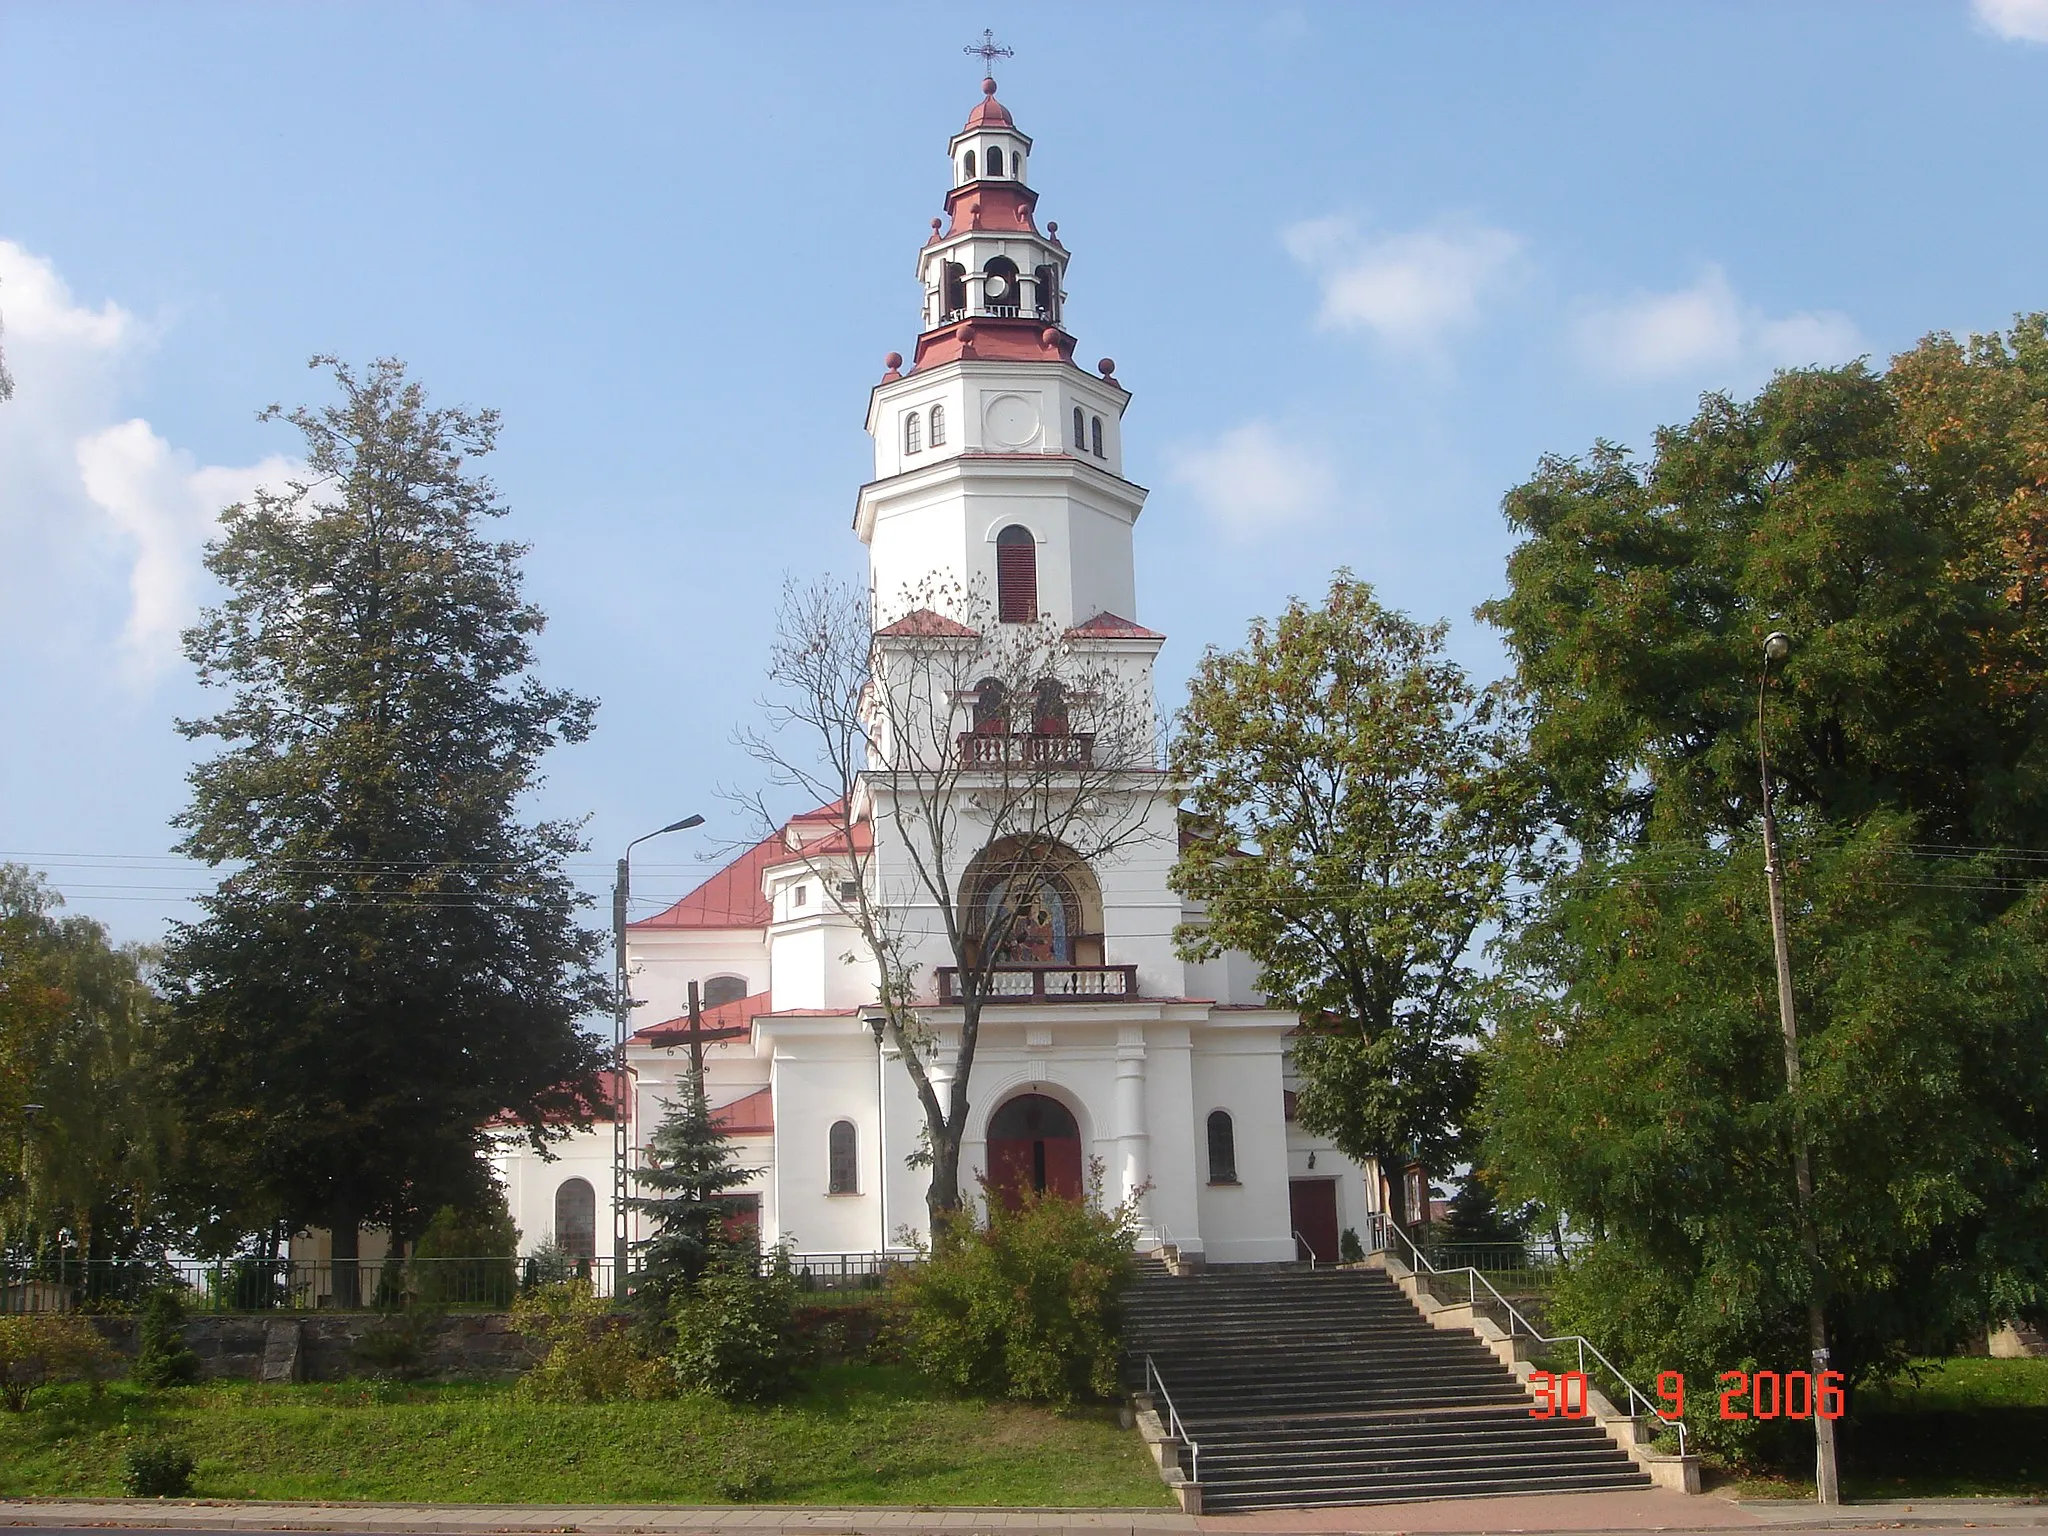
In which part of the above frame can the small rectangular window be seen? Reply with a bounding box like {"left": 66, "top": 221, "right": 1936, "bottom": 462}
{"left": 793, "top": 884, "right": 808, "bottom": 907}
{"left": 838, "top": 880, "right": 860, "bottom": 904}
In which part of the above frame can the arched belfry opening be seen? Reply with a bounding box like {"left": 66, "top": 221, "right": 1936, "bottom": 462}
{"left": 982, "top": 255, "right": 1021, "bottom": 316}
{"left": 987, "top": 1092, "right": 1082, "bottom": 1206}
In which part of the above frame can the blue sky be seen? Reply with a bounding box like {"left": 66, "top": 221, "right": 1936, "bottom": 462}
{"left": 4, "top": 1, "right": 2047, "bottom": 944}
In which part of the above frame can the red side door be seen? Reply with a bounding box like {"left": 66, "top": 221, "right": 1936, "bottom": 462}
{"left": 1289, "top": 1178, "right": 1340, "bottom": 1264}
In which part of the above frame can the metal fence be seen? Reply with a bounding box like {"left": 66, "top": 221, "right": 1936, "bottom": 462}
{"left": 1, "top": 1255, "right": 615, "bottom": 1313}
{"left": 2, "top": 1249, "right": 920, "bottom": 1313}
{"left": 1415, "top": 1237, "right": 1584, "bottom": 1295}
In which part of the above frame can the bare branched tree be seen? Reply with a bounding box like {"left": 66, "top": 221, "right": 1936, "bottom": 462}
{"left": 734, "top": 573, "right": 1166, "bottom": 1224}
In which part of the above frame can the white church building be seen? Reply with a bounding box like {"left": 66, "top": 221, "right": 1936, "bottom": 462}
{"left": 495, "top": 76, "right": 1381, "bottom": 1272}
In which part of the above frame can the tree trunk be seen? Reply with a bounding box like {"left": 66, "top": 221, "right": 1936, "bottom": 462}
{"left": 331, "top": 1210, "right": 361, "bottom": 1309}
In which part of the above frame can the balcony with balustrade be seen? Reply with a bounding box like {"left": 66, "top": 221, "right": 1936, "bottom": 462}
{"left": 935, "top": 962, "right": 1140, "bottom": 1004}
{"left": 956, "top": 730, "right": 1095, "bottom": 768}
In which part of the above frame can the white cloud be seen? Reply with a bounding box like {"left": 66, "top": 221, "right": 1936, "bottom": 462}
{"left": 1169, "top": 420, "right": 1338, "bottom": 540}
{"left": 1283, "top": 215, "right": 1524, "bottom": 354}
{"left": 1975, "top": 0, "right": 2048, "bottom": 42}
{"left": 0, "top": 240, "right": 291, "bottom": 680}
{"left": 1572, "top": 266, "right": 1862, "bottom": 385}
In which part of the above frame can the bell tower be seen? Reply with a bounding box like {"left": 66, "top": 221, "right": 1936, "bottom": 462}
{"left": 857, "top": 72, "right": 1152, "bottom": 640}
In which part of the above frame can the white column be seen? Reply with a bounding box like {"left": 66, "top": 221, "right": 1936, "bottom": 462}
{"left": 1115, "top": 1026, "right": 1151, "bottom": 1217}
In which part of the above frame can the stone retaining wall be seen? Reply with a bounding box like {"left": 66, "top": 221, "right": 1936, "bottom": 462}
{"left": 90, "top": 1313, "right": 536, "bottom": 1382}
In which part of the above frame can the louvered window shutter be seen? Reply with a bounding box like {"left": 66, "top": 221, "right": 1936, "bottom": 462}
{"left": 996, "top": 528, "right": 1037, "bottom": 623}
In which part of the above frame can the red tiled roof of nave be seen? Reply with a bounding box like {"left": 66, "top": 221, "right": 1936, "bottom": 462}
{"left": 628, "top": 833, "right": 779, "bottom": 931}
{"left": 711, "top": 1086, "right": 774, "bottom": 1136}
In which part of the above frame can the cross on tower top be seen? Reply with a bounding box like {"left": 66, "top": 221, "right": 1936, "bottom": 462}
{"left": 963, "top": 29, "right": 1013, "bottom": 78}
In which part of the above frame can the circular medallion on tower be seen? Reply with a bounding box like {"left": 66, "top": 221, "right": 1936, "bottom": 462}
{"left": 984, "top": 394, "right": 1040, "bottom": 450}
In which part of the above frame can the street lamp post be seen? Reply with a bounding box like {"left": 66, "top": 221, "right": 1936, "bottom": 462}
{"left": 1757, "top": 632, "right": 1841, "bottom": 1506}
{"left": 862, "top": 1005, "right": 889, "bottom": 1257}
{"left": 612, "top": 815, "right": 704, "bottom": 1288}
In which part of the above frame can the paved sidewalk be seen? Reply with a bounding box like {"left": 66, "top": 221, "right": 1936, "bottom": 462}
{"left": 3, "top": 1496, "right": 2043, "bottom": 1536}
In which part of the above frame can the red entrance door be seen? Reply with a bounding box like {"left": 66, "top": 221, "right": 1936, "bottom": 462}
{"left": 987, "top": 1093, "right": 1084, "bottom": 1208}
{"left": 1289, "top": 1178, "right": 1340, "bottom": 1264}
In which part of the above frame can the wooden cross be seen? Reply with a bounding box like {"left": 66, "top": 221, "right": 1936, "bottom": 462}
{"left": 963, "top": 29, "right": 1013, "bottom": 76}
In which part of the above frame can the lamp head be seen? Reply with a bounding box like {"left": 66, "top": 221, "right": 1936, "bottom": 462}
{"left": 860, "top": 1005, "right": 888, "bottom": 1044}
{"left": 1763, "top": 632, "right": 1791, "bottom": 664}
{"left": 22, "top": 1103, "right": 42, "bottom": 1126}
{"left": 662, "top": 814, "right": 706, "bottom": 834}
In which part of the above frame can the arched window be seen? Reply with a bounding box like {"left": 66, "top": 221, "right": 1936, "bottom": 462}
{"left": 943, "top": 262, "right": 967, "bottom": 317}
{"left": 904, "top": 411, "right": 922, "bottom": 454}
{"left": 1072, "top": 406, "right": 1086, "bottom": 449}
{"left": 996, "top": 524, "right": 1037, "bottom": 623}
{"left": 1207, "top": 1111, "right": 1239, "bottom": 1185}
{"left": 828, "top": 1120, "right": 858, "bottom": 1194}
{"left": 1034, "top": 265, "right": 1059, "bottom": 321}
{"left": 555, "top": 1177, "right": 597, "bottom": 1258}
{"left": 929, "top": 402, "right": 947, "bottom": 447}
{"left": 1032, "top": 679, "right": 1069, "bottom": 735}
{"left": 1091, "top": 416, "right": 1104, "bottom": 457}
{"left": 972, "top": 677, "right": 1009, "bottom": 734}
{"left": 981, "top": 868, "right": 1078, "bottom": 965}
{"left": 962, "top": 149, "right": 976, "bottom": 180}
{"left": 702, "top": 974, "right": 747, "bottom": 1009}
{"left": 986, "top": 145, "right": 1004, "bottom": 176}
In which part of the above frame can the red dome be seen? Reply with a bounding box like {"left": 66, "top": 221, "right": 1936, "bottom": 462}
{"left": 963, "top": 77, "right": 1014, "bottom": 130}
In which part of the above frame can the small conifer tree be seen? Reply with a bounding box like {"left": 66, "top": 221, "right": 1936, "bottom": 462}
{"left": 625, "top": 1076, "right": 753, "bottom": 1310}
{"left": 132, "top": 1288, "right": 200, "bottom": 1389}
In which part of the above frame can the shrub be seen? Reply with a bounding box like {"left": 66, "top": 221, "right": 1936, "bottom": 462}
{"left": 670, "top": 1247, "right": 802, "bottom": 1402}
{"left": 1340, "top": 1227, "right": 1365, "bottom": 1264}
{"left": 354, "top": 1307, "right": 440, "bottom": 1380}
{"left": 510, "top": 1280, "right": 671, "bottom": 1403}
{"left": 412, "top": 1195, "right": 519, "bottom": 1308}
{"left": 132, "top": 1288, "right": 200, "bottom": 1389}
{"left": 894, "top": 1169, "right": 1139, "bottom": 1407}
{"left": 122, "top": 1440, "right": 197, "bottom": 1497}
{"left": 0, "top": 1313, "right": 120, "bottom": 1410}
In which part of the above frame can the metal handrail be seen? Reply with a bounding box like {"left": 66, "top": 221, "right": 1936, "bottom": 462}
{"left": 1379, "top": 1221, "right": 1687, "bottom": 1457}
{"left": 1143, "top": 1352, "right": 1201, "bottom": 1486}
{"left": 1292, "top": 1229, "right": 1317, "bottom": 1270}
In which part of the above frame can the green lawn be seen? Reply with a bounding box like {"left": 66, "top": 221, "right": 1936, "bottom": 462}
{"left": 0, "top": 1365, "right": 1172, "bottom": 1507}
{"left": 1722, "top": 1357, "right": 2048, "bottom": 1500}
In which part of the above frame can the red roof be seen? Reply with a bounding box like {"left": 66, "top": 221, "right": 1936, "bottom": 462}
{"left": 711, "top": 1087, "right": 774, "bottom": 1136}
{"left": 964, "top": 78, "right": 1014, "bottom": 129}
{"left": 629, "top": 833, "right": 779, "bottom": 931}
{"left": 876, "top": 608, "right": 978, "bottom": 639}
{"left": 635, "top": 989, "right": 769, "bottom": 1046}
{"left": 1066, "top": 611, "right": 1165, "bottom": 640}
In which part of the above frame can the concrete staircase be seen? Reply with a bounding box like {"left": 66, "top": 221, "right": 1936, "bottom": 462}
{"left": 1123, "top": 1267, "right": 1651, "bottom": 1511}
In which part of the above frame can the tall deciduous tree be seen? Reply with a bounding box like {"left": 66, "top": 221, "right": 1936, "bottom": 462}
{"left": 1476, "top": 320, "right": 2048, "bottom": 1453}
{"left": 738, "top": 575, "right": 1163, "bottom": 1223}
{"left": 1169, "top": 576, "right": 1530, "bottom": 1217}
{"left": 0, "top": 867, "right": 175, "bottom": 1268}
{"left": 160, "top": 357, "right": 607, "bottom": 1302}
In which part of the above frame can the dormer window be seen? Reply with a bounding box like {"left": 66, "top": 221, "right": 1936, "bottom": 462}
{"left": 986, "top": 145, "right": 1004, "bottom": 177}
{"left": 905, "top": 411, "right": 923, "bottom": 455}
{"left": 929, "top": 403, "right": 946, "bottom": 447}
